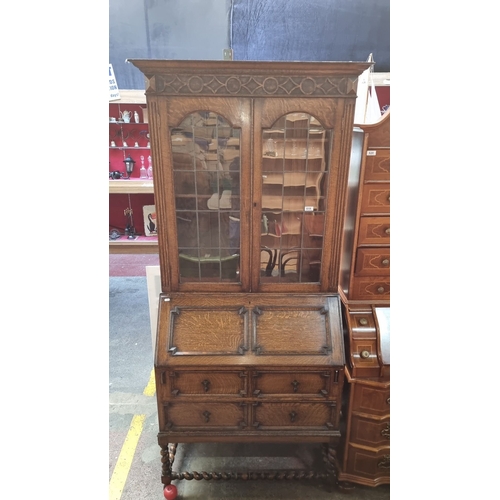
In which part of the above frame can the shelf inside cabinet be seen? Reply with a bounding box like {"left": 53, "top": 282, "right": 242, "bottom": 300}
{"left": 109, "top": 179, "right": 154, "bottom": 194}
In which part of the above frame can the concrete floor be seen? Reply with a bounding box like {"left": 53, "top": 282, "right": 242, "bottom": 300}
{"left": 109, "top": 254, "right": 390, "bottom": 499}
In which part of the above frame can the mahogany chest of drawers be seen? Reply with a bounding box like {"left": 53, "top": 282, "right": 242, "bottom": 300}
{"left": 341, "top": 110, "right": 390, "bottom": 302}
{"left": 338, "top": 303, "right": 390, "bottom": 487}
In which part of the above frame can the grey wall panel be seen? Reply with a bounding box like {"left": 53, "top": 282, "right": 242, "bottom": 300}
{"left": 230, "top": 0, "right": 390, "bottom": 72}
{"left": 110, "top": 0, "right": 232, "bottom": 90}
{"left": 109, "top": 0, "right": 389, "bottom": 90}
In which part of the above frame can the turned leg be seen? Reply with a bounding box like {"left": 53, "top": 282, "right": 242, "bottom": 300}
{"left": 160, "top": 443, "right": 177, "bottom": 485}
{"left": 322, "top": 443, "right": 340, "bottom": 491}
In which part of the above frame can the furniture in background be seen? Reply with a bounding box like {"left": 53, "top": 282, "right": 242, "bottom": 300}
{"left": 338, "top": 109, "right": 390, "bottom": 487}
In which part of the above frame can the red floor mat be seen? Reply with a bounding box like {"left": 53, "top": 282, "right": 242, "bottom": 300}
{"left": 109, "top": 254, "right": 160, "bottom": 277}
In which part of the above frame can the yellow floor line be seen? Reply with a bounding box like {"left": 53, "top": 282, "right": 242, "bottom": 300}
{"left": 109, "top": 369, "right": 156, "bottom": 500}
{"left": 109, "top": 414, "right": 146, "bottom": 500}
{"left": 143, "top": 368, "right": 156, "bottom": 397}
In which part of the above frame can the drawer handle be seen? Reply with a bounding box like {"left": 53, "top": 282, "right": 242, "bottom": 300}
{"left": 381, "top": 258, "right": 389, "bottom": 266}
{"left": 387, "top": 195, "right": 390, "bottom": 202}
{"left": 358, "top": 318, "right": 368, "bottom": 326}
{"left": 289, "top": 411, "right": 298, "bottom": 423}
{"left": 385, "top": 227, "right": 390, "bottom": 235}
{"left": 386, "top": 397, "right": 390, "bottom": 405}
{"left": 360, "top": 350, "right": 370, "bottom": 359}
{"left": 381, "top": 423, "right": 390, "bottom": 439}
{"left": 377, "top": 286, "right": 385, "bottom": 293}
{"left": 291, "top": 380, "right": 300, "bottom": 393}
{"left": 377, "top": 455, "right": 390, "bottom": 469}
{"left": 202, "top": 410, "right": 211, "bottom": 423}
{"left": 201, "top": 379, "right": 211, "bottom": 392}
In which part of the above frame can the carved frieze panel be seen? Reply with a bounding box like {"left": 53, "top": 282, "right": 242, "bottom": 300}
{"left": 146, "top": 73, "right": 359, "bottom": 97}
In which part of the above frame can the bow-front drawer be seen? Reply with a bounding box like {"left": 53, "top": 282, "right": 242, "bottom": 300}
{"left": 343, "top": 445, "right": 390, "bottom": 481}
{"left": 354, "top": 248, "right": 390, "bottom": 276}
{"left": 349, "top": 415, "right": 390, "bottom": 447}
{"left": 360, "top": 184, "right": 390, "bottom": 214}
{"left": 349, "top": 277, "right": 390, "bottom": 301}
{"left": 357, "top": 216, "right": 390, "bottom": 245}
{"left": 351, "top": 384, "right": 390, "bottom": 417}
{"left": 364, "top": 149, "right": 390, "bottom": 181}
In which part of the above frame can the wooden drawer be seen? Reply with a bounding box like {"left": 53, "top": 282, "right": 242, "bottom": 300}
{"left": 350, "top": 339, "right": 380, "bottom": 374}
{"left": 252, "top": 402, "right": 339, "bottom": 430}
{"left": 350, "top": 415, "right": 390, "bottom": 447}
{"left": 360, "top": 184, "right": 390, "bottom": 214}
{"left": 167, "top": 370, "right": 247, "bottom": 397}
{"left": 349, "top": 277, "right": 390, "bottom": 301}
{"left": 161, "top": 402, "right": 247, "bottom": 431}
{"left": 364, "top": 149, "right": 390, "bottom": 181}
{"left": 344, "top": 444, "right": 390, "bottom": 481}
{"left": 357, "top": 216, "right": 390, "bottom": 245}
{"left": 354, "top": 248, "right": 390, "bottom": 276}
{"left": 252, "top": 369, "right": 342, "bottom": 398}
{"left": 351, "top": 384, "right": 390, "bottom": 417}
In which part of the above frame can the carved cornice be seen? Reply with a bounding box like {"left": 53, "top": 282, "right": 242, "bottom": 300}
{"left": 145, "top": 73, "right": 359, "bottom": 97}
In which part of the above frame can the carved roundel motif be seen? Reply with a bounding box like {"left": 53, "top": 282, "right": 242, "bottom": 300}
{"left": 263, "top": 77, "right": 279, "bottom": 94}
{"left": 187, "top": 76, "right": 204, "bottom": 93}
{"left": 226, "top": 77, "right": 241, "bottom": 94}
{"left": 300, "top": 77, "right": 316, "bottom": 94}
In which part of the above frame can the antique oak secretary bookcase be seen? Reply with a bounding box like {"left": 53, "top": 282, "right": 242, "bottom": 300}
{"left": 128, "top": 59, "right": 371, "bottom": 490}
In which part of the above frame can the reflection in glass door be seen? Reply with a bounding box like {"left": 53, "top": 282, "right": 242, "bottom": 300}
{"left": 171, "top": 111, "right": 241, "bottom": 283}
{"left": 260, "top": 113, "right": 331, "bottom": 284}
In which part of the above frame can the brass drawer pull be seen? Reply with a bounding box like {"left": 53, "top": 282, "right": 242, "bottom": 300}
{"left": 358, "top": 318, "right": 368, "bottom": 326}
{"left": 386, "top": 397, "right": 390, "bottom": 405}
{"left": 291, "top": 380, "right": 300, "bottom": 393}
{"left": 381, "top": 258, "right": 389, "bottom": 266}
{"left": 377, "top": 286, "right": 385, "bottom": 293}
{"left": 201, "top": 379, "right": 211, "bottom": 392}
{"left": 360, "top": 350, "right": 370, "bottom": 359}
{"left": 202, "top": 410, "right": 211, "bottom": 423}
{"left": 385, "top": 227, "right": 390, "bottom": 235}
{"left": 289, "top": 411, "right": 298, "bottom": 423}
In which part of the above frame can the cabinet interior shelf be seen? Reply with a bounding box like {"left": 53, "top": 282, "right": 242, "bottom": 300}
{"left": 109, "top": 179, "right": 154, "bottom": 194}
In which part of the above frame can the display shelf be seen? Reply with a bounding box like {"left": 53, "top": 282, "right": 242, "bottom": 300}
{"left": 109, "top": 235, "right": 158, "bottom": 254}
{"left": 109, "top": 93, "right": 155, "bottom": 253}
{"left": 109, "top": 179, "right": 154, "bottom": 194}
{"left": 110, "top": 89, "right": 146, "bottom": 104}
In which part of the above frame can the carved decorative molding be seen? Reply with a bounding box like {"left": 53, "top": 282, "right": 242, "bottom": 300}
{"left": 146, "top": 74, "right": 359, "bottom": 97}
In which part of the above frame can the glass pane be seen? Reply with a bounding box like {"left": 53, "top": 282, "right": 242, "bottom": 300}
{"left": 261, "top": 113, "right": 329, "bottom": 284}
{"left": 172, "top": 112, "right": 241, "bottom": 283}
